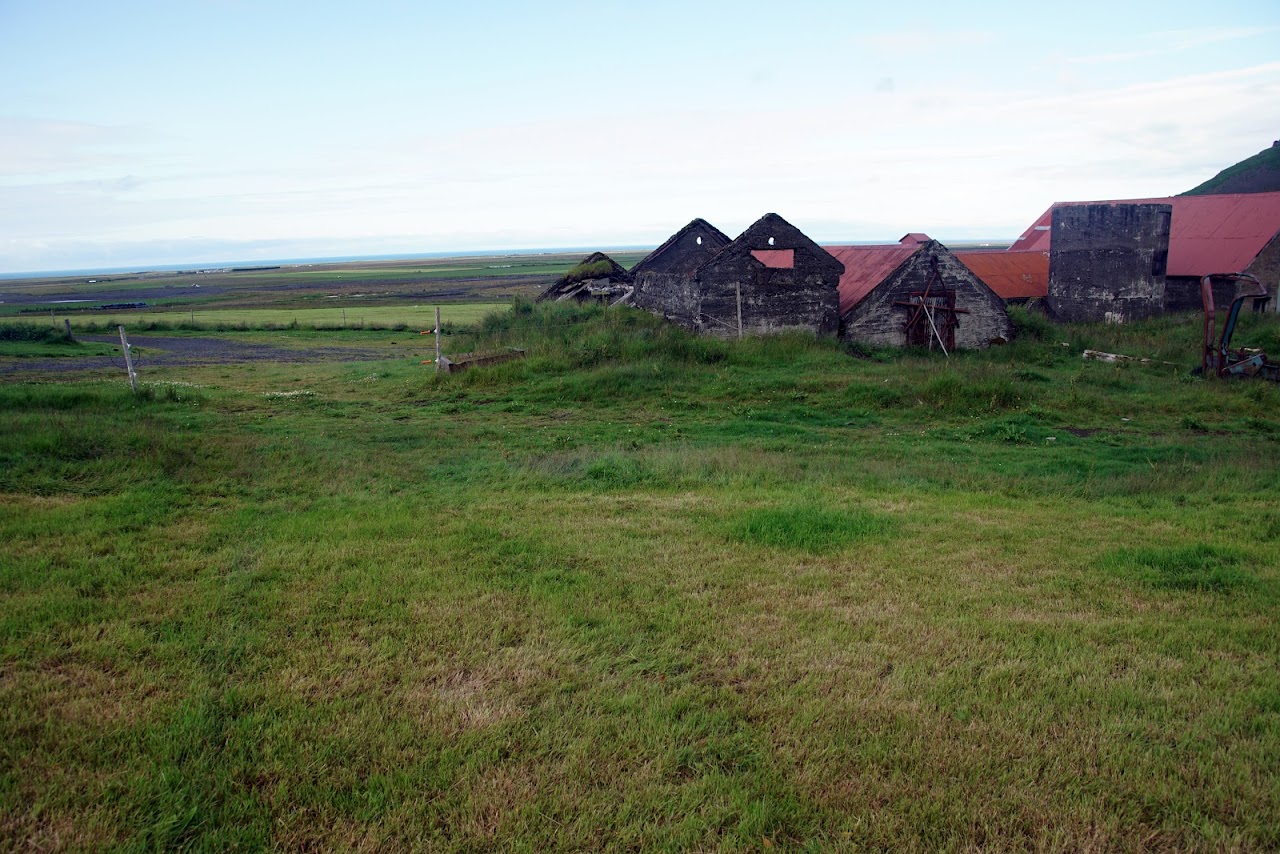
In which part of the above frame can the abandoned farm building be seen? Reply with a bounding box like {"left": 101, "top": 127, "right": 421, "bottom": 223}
{"left": 633, "top": 213, "right": 844, "bottom": 337}
{"left": 539, "top": 251, "right": 634, "bottom": 305}
{"left": 631, "top": 218, "right": 731, "bottom": 327}
{"left": 697, "top": 213, "right": 844, "bottom": 337}
{"left": 829, "top": 234, "right": 1013, "bottom": 350}
{"left": 589, "top": 219, "right": 1012, "bottom": 347}
{"left": 1010, "top": 191, "right": 1280, "bottom": 313}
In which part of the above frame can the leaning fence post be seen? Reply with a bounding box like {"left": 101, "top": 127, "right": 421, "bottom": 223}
{"left": 118, "top": 325, "right": 138, "bottom": 393}
{"left": 63, "top": 319, "right": 73, "bottom": 340}
{"left": 435, "top": 307, "right": 442, "bottom": 374}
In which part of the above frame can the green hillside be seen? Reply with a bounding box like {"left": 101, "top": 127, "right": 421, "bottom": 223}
{"left": 1184, "top": 141, "right": 1280, "bottom": 195}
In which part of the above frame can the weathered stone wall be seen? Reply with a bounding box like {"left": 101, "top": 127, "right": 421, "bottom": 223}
{"left": 697, "top": 254, "right": 840, "bottom": 336}
{"left": 632, "top": 219, "right": 731, "bottom": 328}
{"left": 843, "top": 245, "right": 1013, "bottom": 349}
{"left": 632, "top": 271, "right": 703, "bottom": 328}
{"left": 692, "top": 213, "right": 843, "bottom": 337}
{"left": 1167, "top": 277, "right": 1275, "bottom": 314}
{"left": 1245, "top": 230, "right": 1280, "bottom": 313}
{"left": 1048, "top": 203, "right": 1171, "bottom": 323}
{"left": 1163, "top": 276, "right": 1207, "bottom": 313}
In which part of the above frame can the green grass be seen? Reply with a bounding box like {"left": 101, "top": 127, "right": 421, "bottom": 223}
{"left": 562, "top": 258, "right": 620, "bottom": 283}
{"left": 1102, "top": 544, "right": 1255, "bottom": 592}
{"left": 0, "top": 323, "right": 114, "bottom": 357}
{"left": 2, "top": 301, "right": 1279, "bottom": 850}
{"left": 727, "top": 505, "right": 892, "bottom": 552}
{"left": 1184, "top": 143, "right": 1280, "bottom": 194}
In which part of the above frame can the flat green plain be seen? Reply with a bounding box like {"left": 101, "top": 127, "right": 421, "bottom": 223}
{"left": 1, "top": 302, "right": 1278, "bottom": 850}
{"left": 60, "top": 303, "right": 506, "bottom": 331}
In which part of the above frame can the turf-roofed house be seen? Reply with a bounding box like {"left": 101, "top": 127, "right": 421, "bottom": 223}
{"left": 633, "top": 213, "right": 845, "bottom": 337}
{"left": 538, "top": 251, "right": 635, "bottom": 305}
{"left": 829, "top": 234, "right": 1013, "bottom": 351}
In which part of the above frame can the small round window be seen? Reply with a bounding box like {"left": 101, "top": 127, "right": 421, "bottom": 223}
{"left": 768, "top": 237, "right": 775, "bottom": 246}
{"left": 696, "top": 236, "right": 702, "bottom": 245}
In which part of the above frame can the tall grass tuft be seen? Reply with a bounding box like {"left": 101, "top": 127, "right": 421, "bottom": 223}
{"left": 918, "top": 368, "right": 1020, "bottom": 413}
{"left": 0, "top": 322, "right": 72, "bottom": 343}
{"left": 1007, "top": 304, "right": 1055, "bottom": 342}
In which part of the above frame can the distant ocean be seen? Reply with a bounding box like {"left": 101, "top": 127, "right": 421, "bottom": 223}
{"left": 0, "top": 239, "right": 1012, "bottom": 281}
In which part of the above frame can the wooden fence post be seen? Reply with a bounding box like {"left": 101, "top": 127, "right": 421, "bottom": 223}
{"left": 118, "top": 326, "right": 138, "bottom": 393}
{"left": 735, "top": 282, "right": 744, "bottom": 339}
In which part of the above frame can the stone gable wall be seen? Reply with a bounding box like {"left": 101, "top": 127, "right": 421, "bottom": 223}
{"left": 843, "top": 246, "right": 1013, "bottom": 349}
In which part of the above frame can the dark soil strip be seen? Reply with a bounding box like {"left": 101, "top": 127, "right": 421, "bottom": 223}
{"left": 0, "top": 335, "right": 391, "bottom": 375}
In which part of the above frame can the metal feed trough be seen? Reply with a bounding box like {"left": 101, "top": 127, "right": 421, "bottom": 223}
{"left": 437, "top": 348, "right": 526, "bottom": 374}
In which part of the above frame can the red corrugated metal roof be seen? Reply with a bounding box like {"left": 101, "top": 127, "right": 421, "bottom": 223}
{"left": 1010, "top": 192, "right": 1280, "bottom": 276}
{"left": 900, "top": 233, "right": 930, "bottom": 245}
{"left": 954, "top": 250, "right": 1049, "bottom": 300}
{"left": 823, "top": 244, "right": 921, "bottom": 314}
{"left": 750, "top": 249, "right": 795, "bottom": 269}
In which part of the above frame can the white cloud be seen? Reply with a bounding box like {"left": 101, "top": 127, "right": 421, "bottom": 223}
{"left": 1066, "top": 25, "right": 1278, "bottom": 64}
{"left": 2, "top": 60, "right": 1279, "bottom": 270}
{"left": 0, "top": 117, "right": 155, "bottom": 181}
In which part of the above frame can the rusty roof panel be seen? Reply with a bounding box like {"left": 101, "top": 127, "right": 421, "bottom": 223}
{"left": 954, "top": 250, "right": 1049, "bottom": 300}
{"left": 1010, "top": 192, "right": 1280, "bottom": 276}
{"left": 823, "top": 244, "right": 921, "bottom": 314}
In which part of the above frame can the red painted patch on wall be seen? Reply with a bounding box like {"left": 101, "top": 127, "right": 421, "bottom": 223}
{"left": 750, "top": 249, "right": 794, "bottom": 269}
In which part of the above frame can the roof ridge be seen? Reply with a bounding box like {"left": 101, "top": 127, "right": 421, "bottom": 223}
{"left": 698, "top": 212, "right": 843, "bottom": 275}
{"left": 631, "top": 218, "right": 731, "bottom": 275}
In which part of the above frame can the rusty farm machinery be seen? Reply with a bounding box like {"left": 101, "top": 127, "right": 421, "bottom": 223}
{"left": 1197, "top": 273, "right": 1279, "bottom": 382}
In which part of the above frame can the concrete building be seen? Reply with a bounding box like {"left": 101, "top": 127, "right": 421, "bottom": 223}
{"left": 1046, "top": 203, "right": 1172, "bottom": 324}
{"left": 1011, "top": 192, "right": 1280, "bottom": 313}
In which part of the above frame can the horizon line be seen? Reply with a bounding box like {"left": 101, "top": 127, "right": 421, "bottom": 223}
{"left": 0, "top": 238, "right": 1019, "bottom": 281}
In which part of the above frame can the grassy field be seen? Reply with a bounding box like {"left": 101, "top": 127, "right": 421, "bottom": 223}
{"left": 0, "top": 251, "right": 653, "bottom": 318}
{"left": 2, "top": 302, "right": 1279, "bottom": 850}
{"left": 48, "top": 303, "right": 506, "bottom": 332}
{"left": 0, "top": 325, "right": 116, "bottom": 359}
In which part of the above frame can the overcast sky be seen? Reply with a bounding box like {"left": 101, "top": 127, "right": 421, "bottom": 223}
{"left": 1, "top": 0, "right": 1278, "bottom": 273}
